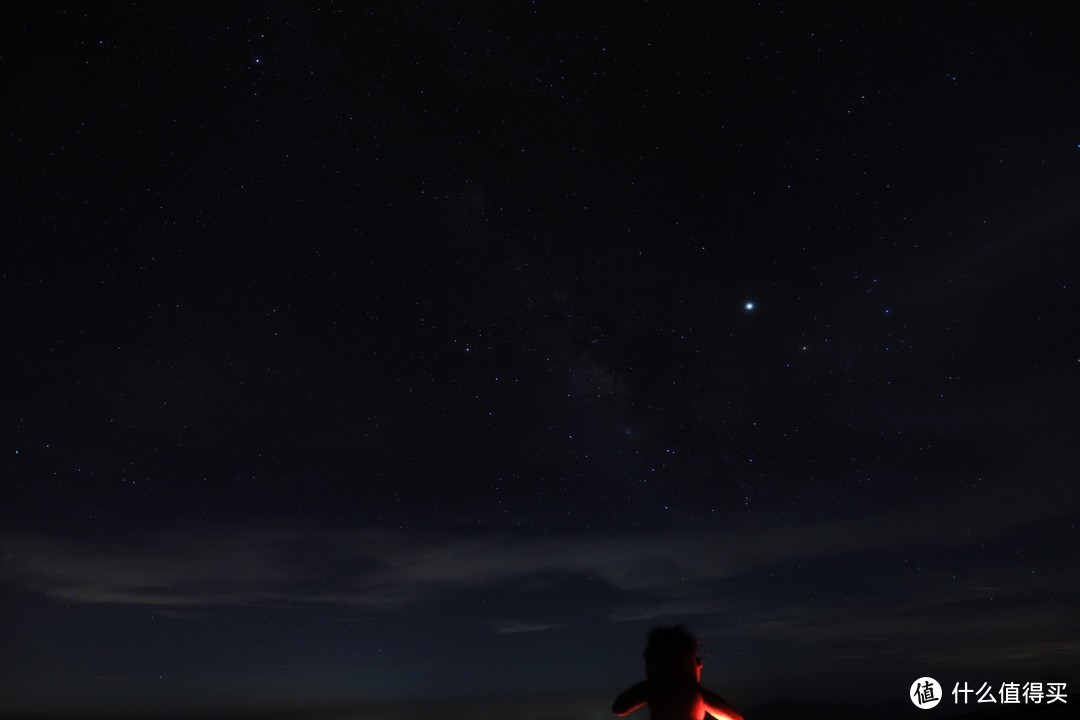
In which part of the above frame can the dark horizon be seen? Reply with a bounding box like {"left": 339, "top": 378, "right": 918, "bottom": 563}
{"left": 2, "top": 2, "right": 1077, "bottom": 719}
{"left": 3, "top": 693, "right": 1076, "bottom": 720}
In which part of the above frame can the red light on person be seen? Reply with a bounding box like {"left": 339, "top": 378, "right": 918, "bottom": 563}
{"left": 612, "top": 625, "right": 744, "bottom": 720}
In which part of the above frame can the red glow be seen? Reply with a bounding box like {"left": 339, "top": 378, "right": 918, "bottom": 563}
{"left": 613, "top": 633, "right": 744, "bottom": 720}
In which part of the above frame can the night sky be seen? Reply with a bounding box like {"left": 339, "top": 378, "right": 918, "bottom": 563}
{"left": 2, "top": 3, "right": 1079, "bottom": 719}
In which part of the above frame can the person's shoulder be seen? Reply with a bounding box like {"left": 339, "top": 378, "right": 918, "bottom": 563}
{"left": 612, "top": 680, "right": 650, "bottom": 716}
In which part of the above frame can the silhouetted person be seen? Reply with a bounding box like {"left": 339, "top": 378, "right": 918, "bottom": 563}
{"left": 612, "top": 625, "right": 744, "bottom": 720}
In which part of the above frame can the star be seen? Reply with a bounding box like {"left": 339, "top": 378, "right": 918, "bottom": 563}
{"left": 744, "top": 301, "right": 755, "bottom": 311}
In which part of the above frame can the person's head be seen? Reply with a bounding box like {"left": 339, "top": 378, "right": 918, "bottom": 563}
{"left": 643, "top": 625, "right": 702, "bottom": 680}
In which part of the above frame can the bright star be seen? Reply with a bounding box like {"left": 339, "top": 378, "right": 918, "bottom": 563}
{"left": 744, "top": 301, "right": 755, "bottom": 311}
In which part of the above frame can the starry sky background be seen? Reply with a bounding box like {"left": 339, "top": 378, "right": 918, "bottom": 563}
{"left": 2, "top": 3, "right": 1079, "bottom": 719}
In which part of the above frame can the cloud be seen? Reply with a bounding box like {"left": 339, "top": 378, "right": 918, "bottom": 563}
{"left": 607, "top": 598, "right": 731, "bottom": 623}
{"left": 0, "top": 533, "right": 299, "bottom": 608}
{"left": 2, "top": 486, "right": 1075, "bottom": 623}
{"left": 491, "top": 620, "right": 565, "bottom": 634}
{"left": 3, "top": 506, "right": 1077, "bottom": 687}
